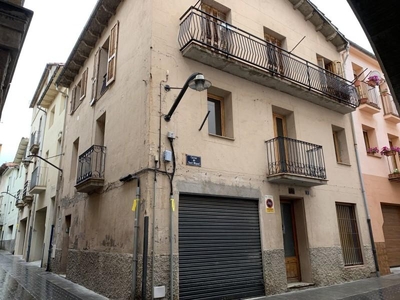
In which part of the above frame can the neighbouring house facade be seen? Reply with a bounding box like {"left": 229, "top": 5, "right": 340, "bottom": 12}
{"left": 53, "top": 0, "right": 375, "bottom": 299}
{"left": 0, "top": 137, "right": 29, "bottom": 252}
{"left": 15, "top": 63, "right": 66, "bottom": 267}
{"left": 347, "top": 43, "right": 400, "bottom": 276}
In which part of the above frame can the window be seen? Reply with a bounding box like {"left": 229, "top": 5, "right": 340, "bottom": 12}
{"left": 70, "top": 68, "right": 88, "bottom": 114}
{"left": 362, "top": 125, "right": 378, "bottom": 155}
{"left": 49, "top": 106, "right": 55, "bottom": 128}
{"left": 332, "top": 126, "right": 349, "bottom": 164}
{"left": 336, "top": 203, "right": 363, "bottom": 266}
{"left": 362, "top": 130, "right": 370, "bottom": 151}
{"left": 208, "top": 95, "right": 224, "bottom": 136}
{"left": 91, "top": 22, "right": 119, "bottom": 105}
{"left": 70, "top": 138, "right": 79, "bottom": 181}
{"left": 207, "top": 89, "right": 233, "bottom": 138}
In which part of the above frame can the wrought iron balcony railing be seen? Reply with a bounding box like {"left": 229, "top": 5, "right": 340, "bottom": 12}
{"left": 76, "top": 145, "right": 106, "bottom": 185}
{"left": 22, "top": 180, "right": 33, "bottom": 202}
{"left": 357, "top": 84, "right": 380, "bottom": 107}
{"left": 30, "top": 166, "right": 48, "bottom": 191}
{"left": 178, "top": 7, "right": 358, "bottom": 110}
{"left": 30, "top": 131, "right": 40, "bottom": 154}
{"left": 266, "top": 137, "right": 326, "bottom": 180}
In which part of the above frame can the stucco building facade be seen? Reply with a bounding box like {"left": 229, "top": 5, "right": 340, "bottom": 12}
{"left": 52, "top": 0, "right": 375, "bottom": 299}
{"left": 15, "top": 63, "right": 66, "bottom": 267}
{"left": 347, "top": 43, "right": 400, "bottom": 276}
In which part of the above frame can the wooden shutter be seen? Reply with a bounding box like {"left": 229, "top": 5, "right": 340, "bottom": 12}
{"left": 106, "top": 22, "right": 119, "bottom": 86}
{"left": 70, "top": 87, "right": 76, "bottom": 114}
{"left": 80, "top": 68, "right": 88, "bottom": 100}
{"left": 90, "top": 49, "right": 100, "bottom": 106}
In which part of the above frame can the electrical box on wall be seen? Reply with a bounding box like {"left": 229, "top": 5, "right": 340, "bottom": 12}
{"left": 163, "top": 150, "right": 172, "bottom": 162}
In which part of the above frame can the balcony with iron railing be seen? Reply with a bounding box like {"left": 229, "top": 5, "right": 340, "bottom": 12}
{"left": 30, "top": 131, "right": 40, "bottom": 154}
{"left": 22, "top": 180, "right": 33, "bottom": 204}
{"left": 29, "top": 166, "right": 48, "bottom": 194}
{"left": 15, "top": 190, "right": 24, "bottom": 209}
{"left": 382, "top": 92, "right": 400, "bottom": 124}
{"left": 356, "top": 83, "right": 381, "bottom": 115}
{"left": 178, "top": 7, "right": 358, "bottom": 114}
{"left": 75, "top": 145, "right": 106, "bottom": 193}
{"left": 265, "top": 137, "right": 327, "bottom": 187}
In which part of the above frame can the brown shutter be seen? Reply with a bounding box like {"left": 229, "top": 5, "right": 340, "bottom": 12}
{"left": 106, "top": 22, "right": 119, "bottom": 86}
{"left": 70, "top": 87, "right": 76, "bottom": 114}
{"left": 90, "top": 49, "right": 100, "bottom": 106}
{"left": 80, "top": 68, "right": 88, "bottom": 100}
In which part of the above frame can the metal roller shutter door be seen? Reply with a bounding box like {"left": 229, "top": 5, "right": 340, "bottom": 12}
{"left": 382, "top": 205, "right": 400, "bottom": 267}
{"left": 179, "top": 194, "right": 265, "bottom": 300}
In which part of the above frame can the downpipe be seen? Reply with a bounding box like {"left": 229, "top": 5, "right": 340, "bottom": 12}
{"left": 142, "top": 216, "right": 149, "bottom": 299}
{"left": 132, "top": 178, "right": 141, "bottom": 299}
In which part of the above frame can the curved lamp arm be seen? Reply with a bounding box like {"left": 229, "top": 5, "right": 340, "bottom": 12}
{"left": 164, "top": 72, "right": 201, "bottom": 122}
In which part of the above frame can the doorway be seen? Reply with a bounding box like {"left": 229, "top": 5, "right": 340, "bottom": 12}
{"left": 281, "top": 200, "right": 300, "bottom": 282}
{"left": 17, "top": 218, "right": 27, "bottom": 255}
{"left": 60, "top": 215, "right": 71, "bottom": 273}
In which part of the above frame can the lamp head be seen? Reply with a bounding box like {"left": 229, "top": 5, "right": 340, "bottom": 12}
{"left": 188, "top": 74, "right": 212, "bottom": 92}
{"left": 22, "top": 158, "right": 32, "bottom": 169}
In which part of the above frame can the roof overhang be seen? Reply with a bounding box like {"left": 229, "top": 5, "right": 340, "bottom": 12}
{"left": 0, "top": 1, "right": 33, "bottom": 120}
{"left": 347, "top": 0, "right": 400, "bottom": 113}
{"left": 288, "top": 0, "right": 349, "bottom": 51}
{"left": 30, "top": 63, "right": 64, "bottom": 108}
{"left": 13, "top": 137, "right": 29, "bottom": 164}
{"left": 56, "top": 0, "right": 122, "bottom": 88}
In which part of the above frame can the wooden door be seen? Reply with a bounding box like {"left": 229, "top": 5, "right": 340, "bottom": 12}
{"left": 382, "top": 205, "right": 400, "bottom": 267}
{"left": 281, "top": 201, "right": 301, "bottom": 282}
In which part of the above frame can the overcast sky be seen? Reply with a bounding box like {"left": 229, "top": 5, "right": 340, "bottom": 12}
{"left": 0, "top": 0, "right": 373, "bottom": 164}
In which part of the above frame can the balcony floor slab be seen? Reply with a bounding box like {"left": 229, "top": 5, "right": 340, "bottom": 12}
{"left": 267, "top": 173, "right": 328, "bottom": 187}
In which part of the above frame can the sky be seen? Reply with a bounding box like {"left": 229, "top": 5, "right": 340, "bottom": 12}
{"left": 0, "top": 0, "right": 373, "bottom": 165}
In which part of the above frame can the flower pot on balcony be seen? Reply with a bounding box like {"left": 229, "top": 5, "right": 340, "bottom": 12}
{"left": 367, "top": 81, "right": 378, "bottom": 87}
{"left": 389, "top": 173, "right": 400, "bottom": 181}
{"left": 383, "top": 150, "right": 396, "bottom": 156}
{"left": 359, "top": 98, "right": 368, "bottom": 104}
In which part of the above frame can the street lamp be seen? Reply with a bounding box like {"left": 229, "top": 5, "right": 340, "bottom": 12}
{"left": 22, "top": 154, "right": 63, "bottom": 173}
{"left": 1, "top": 191, "right": 19, "bottom": 200}
{"left": 164, "top": 73, "right": 211, "bottom": 121}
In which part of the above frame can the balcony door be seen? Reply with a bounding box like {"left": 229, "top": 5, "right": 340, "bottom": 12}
{"left": 274, "top": 114, "right": 287, "bottom": 173}
{"left": 265, "top": 33, "right": 284, "bottom": 75}
{"left": 201, "top": 3, "right": 228, "bottom": 51}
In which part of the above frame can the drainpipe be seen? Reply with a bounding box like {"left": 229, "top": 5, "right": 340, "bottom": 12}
{"left": 132, "top": 178, "right": 141, "bottom": 299}
{"left": 342, "top": 46, "right": 380, "bottom": 277}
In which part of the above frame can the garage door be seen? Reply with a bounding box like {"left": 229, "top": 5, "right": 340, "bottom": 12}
{"left": 179, "top": 194, "right": 265, "bottom": 300}
{"left": 382, "top": 205, "right": 400, "bottom": 267}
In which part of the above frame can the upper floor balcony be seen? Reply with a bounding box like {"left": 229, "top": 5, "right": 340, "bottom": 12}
{"left": 357, "top": 84, "right": 380, "bottom": 115}
{"left": 265, "top": 137, "right": 327, "bottom": 187}
{"left": 29, "top": 166, "right": 47, "bottom": 194}
{"left": 178, "top": 7, "right": 358, "bottom": 114}
{"left": 14, "top": 189, "right": 24, "bottom": 209}
{"left": 22, "top": 180, "right": 33, "bottom": 204}
{"left": 30, "top": 131, "right": 40, "bottom": 154}
{"left": 382, "top": 93, "right": 400, "bottom": 124}
{"left": 75, "top": 145, "right": 106, "bottom": 193}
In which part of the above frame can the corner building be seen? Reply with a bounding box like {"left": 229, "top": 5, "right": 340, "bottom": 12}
{"left": 53, "top": 0, "right": 375, "bottom": 299}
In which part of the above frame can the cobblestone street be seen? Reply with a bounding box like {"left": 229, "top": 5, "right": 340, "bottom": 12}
{"left": 0, "top": 251, "right": 106, "bottom": 300}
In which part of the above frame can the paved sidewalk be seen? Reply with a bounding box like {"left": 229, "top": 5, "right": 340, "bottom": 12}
{"left": 0, "top": 251, "right": 107, "bottom": 300}
{"left": 264, "top": 272, "right": 400, "bottom": 300}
